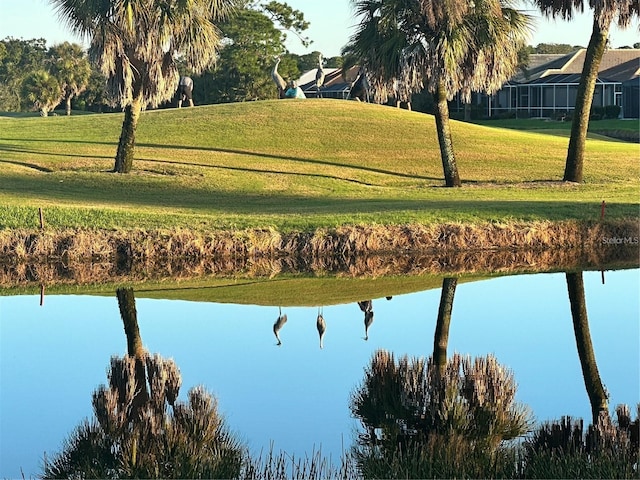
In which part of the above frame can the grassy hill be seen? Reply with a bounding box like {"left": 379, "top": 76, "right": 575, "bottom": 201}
{"left": 1, "top": 99, "right": 638, "bottom": 232}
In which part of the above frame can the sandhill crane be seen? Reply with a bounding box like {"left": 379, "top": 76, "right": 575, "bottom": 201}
{"left": 393, "top": 79, "right": 412, "bottom": 110}
{"left": 315, "top": 53, "right": 325, "bottom": 98}
{"left": 273, "top": 307, "right": 287, "bottom": 346}
{"left": 349, "top": 67, "right": 369, "bottom": 102}
{"left": 271, "top": 57, "right": 287, "bottom": 98}
{"left": 316, "top": 307, "right": 326, "bottom": 349}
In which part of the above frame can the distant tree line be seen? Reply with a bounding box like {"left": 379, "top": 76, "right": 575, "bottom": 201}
{"left": 0, "top": 2, "right": 343, "bottom": 115}
{"left": 6, "top": 19, "right": 617, "bottom": 116}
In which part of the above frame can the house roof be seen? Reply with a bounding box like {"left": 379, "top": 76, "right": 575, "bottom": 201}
{"left": 516, "top": 49, "right": 640, "bottom": 83}
{"left": 299, "top": 66, "right": 362, "bottom": 96}
{"left": 524, "top": 73, "right": 619, "bottom": 85}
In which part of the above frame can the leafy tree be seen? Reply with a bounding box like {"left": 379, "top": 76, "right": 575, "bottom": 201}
{"left": 260, "top": 0, "right": 310, "bottom": 47}
{"left": 22, "top": 69, "right": 62, "bottom": 116}
{"left": 197, "top": 2, "right": 308, "bottom": 104}
{"left": 75, "top": 63, "right": 118, "bottom": 113}
{"left": 50, "top": 0, "right": 235, "bottom": 173}
{"left": 532, "top": 42, "right": 582, "bottom": 54}
{"left": 206, "top": 9, "right": 291, "bottom": 102}
{"left": 347, "top": 0, "right": 532, "bottom": 187}
{"left": 532, "top": 0, "right": 639, "bottom": 182}
{"left": 48, "top": 42, "right": 91, "bottom": 116}
{"left": 0, "top": 37, "right": 47, "bottom": 111}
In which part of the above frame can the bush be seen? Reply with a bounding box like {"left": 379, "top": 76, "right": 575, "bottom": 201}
{"left": 604, "top": 104, "right": 621, "bottom": 119}
{"left": 591, "top": 105, "right": 621, "bottom": 120}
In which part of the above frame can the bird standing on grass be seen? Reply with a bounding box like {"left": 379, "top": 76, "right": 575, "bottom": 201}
{"left": 271, "top": 57, "right": 287, "bottom": 98}
{"left": 315, "top": 53, "right": 325, "bottom": 98}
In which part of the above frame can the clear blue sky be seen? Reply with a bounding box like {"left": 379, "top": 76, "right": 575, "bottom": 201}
{"left": 1, "top": 0, "right": 638, "bottom": 56}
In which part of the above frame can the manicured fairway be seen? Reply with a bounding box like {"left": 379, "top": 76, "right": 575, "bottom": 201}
{"left": 1, "top": 100, "right": 638, "bottom": 231}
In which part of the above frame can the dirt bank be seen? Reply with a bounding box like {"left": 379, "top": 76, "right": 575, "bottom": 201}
{"left": 0, "top": 219, "right": 638, "bottom": 287}
{"left": 1, "top": 219, "right": 638, "bottom": 264}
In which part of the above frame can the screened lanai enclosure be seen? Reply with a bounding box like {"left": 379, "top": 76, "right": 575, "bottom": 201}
{"left": 487, "top": 74, "right": 622, "bottom": 119}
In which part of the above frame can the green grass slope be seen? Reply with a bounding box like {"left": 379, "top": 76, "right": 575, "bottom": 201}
{"left": 1, "top": 99, "right": 638, "bottom": 231}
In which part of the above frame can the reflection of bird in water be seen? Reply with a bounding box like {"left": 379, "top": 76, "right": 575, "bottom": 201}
{"left": 273, "top": 307, "right": 287, "bottom": 346}
{"left": 271, "top": 57, "right": 287, "bottom": 98}
{"left": 317, "top": 307, "right": 326, "bottom": 349}
{"left": 358, "top": 300, "right": 374, "bottom": 341}
{"left": 315, "top": 53, "right": 325, "bottom": 98}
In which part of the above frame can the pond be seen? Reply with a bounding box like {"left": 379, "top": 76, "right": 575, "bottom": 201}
{"left": 1, "top": 266, "right": 638, "bottom": 478}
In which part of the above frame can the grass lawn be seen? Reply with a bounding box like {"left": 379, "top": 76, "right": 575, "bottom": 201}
{"left": 472, "top": 117, "right": 640, "bottom": 141}
{"left": 0, "top": 99, "right": 638, "bottom": 232}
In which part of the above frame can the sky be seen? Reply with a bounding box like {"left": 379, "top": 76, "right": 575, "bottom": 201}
{"left": 0, "top": 0, "right": 638, "bottom": 57}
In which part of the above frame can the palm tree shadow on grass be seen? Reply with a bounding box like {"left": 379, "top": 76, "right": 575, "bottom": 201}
{"left": 42, "top": 287, "right": 243, "bottom": 479}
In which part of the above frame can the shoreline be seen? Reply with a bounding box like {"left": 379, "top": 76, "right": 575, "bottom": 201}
{"left": 1, "top": 219, "right": 638, "bottom": 287}
{"left": 2, "top": 218, "right": 638, "bottom": 263}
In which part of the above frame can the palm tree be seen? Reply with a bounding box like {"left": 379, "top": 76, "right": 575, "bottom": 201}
{"left": 50, "top": 0, "right": 235, "bottom": 173}
{"left": 532, "top": 0, "right": 639, "bottom": 183}
{"left": 347, "top": 0, "right": 532, "bottom": 187}
{"left": 48, "top": 42, "right": 91, "bottom": 116}
{"left": 22, "top": 69, "right": 63, "bottom": 116}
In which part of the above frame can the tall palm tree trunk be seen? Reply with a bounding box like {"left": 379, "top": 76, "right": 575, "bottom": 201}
{"left": 433, "top": 277, "right": 457, "bottom": 376}
{"left": 564, "top": 17, "right": 610, "bottom": 183}
{"left": 114, "top": 95, "right": 143, "bottom": 173}
{"left": 434, "top": 81, "right": 461, "bottom": 187}
{"left": 565, "top": 272, "right": 609, "bottom": 424}
{"left": 65, "top": 95, "right": 72, "bottom": 116}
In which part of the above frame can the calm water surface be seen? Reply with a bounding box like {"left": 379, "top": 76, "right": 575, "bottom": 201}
{"left": 1, "top": 269, "right": 638, "bottom": 478}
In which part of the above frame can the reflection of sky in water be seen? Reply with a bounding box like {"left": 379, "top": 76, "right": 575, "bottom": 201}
{"left": 1, "top": 269, "right": 638, "bottom": 478}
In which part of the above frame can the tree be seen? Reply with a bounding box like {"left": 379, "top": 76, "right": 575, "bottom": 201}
{"left": 207, "top": 8, "right": 294, "bottom": 102}
{"left": 50, "top": 0, "right": 235, "bottom": 174}
{"left": 0, "top": 37, "right": 47, "bottom": 111}
{"left": 532, "top": 0, "right": 639, "bottom": 182}
{"left": 22, "top": 69, "right": 63, "bottom": 116}
{"left": 196, "top": 2, "right": 308, "bottom": 104}
{"left": 75, "top": 63, "right": 118, "bottom": 113}
{"left": 532, "top": 42, "right": 582, "bottom": 54}
{"left": 49, "top": 42, "right": 91, "bottom": 116}
{"left": 347, "top": 0, "right": 532, "bottom": 187}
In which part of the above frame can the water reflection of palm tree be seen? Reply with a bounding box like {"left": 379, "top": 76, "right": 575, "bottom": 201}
{"left": 350, "top": 350, "right": 531, "bottom": 478}
{"left": 273, "top": 306, "right": 287, "bottom": 346}
{"left": 43, "top": 287, "right": 243, "bottom": 478}
{"left": 565, "top": 271, "right": 609, "bottom": 426}
{"left": 358, "top": 300, "right": 374, "bottom": 340}
{"left": 317, "top": 307, "right": 326, "bottom": 349}
{"left": 433, "top": 278, "right": 457, "bottom": 376}
{"left": 521, "top": 271, "right": 639, "bottom": 476}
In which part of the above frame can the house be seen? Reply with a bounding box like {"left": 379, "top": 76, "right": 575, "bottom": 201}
{"left": 298, "top": 65, "right": 366, "bottom": 99}
{"left": 478, "top": 48, "right": 640, "bottom": 119}
{"left": 293, "top": 48, "right": 640, "bottom": 119}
